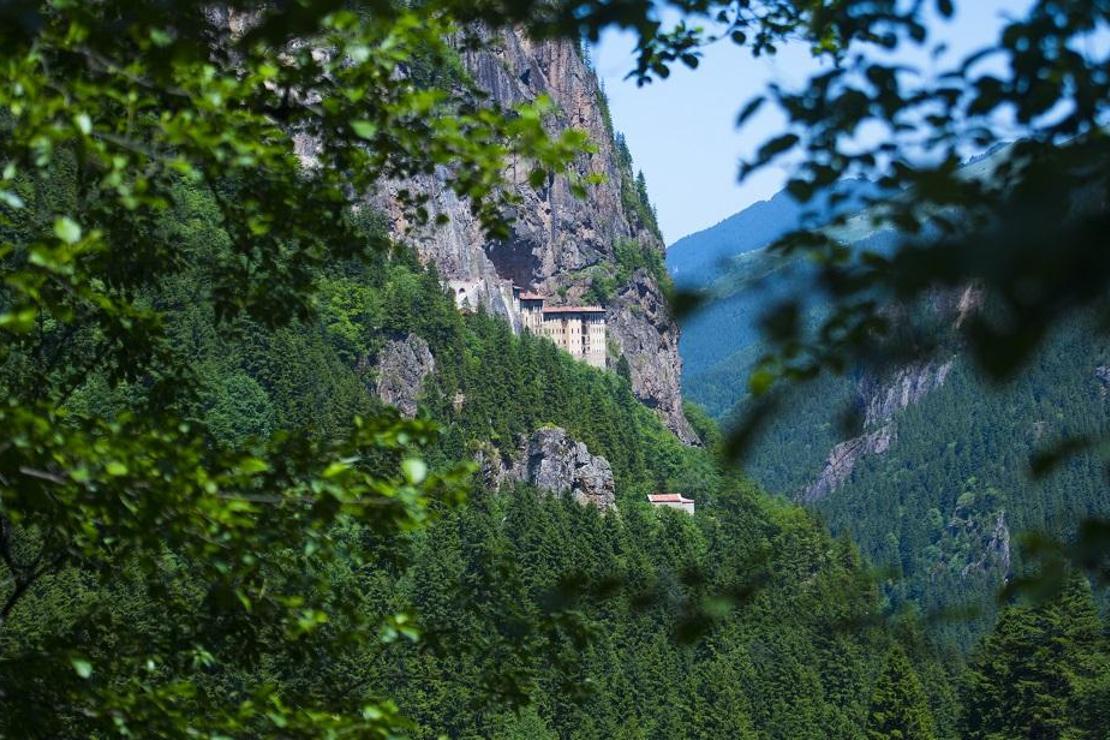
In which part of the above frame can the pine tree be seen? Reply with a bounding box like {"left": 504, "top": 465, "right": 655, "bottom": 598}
{"left": 866, "top": 647, "right": 936, "bottom": 739}
{"left": 960, "top": 574, "right": 1107, "bottom": 739}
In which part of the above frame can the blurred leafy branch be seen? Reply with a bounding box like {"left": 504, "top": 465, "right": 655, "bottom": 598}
{"left": 0, "top": 1, "right": 589, "bottom": 733}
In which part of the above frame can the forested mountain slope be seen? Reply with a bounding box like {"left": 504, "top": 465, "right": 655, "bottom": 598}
{"left": 668, "top": 179, "right": 878, "bottom": 292}
{"left": 669, "top": 179, "right": 879, "bottom": 388}
{"left": 4, "top": 170, "right": 962, "bottom": 737}
{"left": 2, "top": 3, "right": 1108, "bottom": 737}
{"left": 670, "top": 156, "right": 1110, "bottom": 648}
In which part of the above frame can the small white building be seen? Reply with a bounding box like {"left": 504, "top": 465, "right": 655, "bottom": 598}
{"left": 647, "top": 493, "right": 695, "bottom": 515}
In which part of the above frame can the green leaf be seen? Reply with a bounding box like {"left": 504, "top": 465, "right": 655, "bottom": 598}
{"left": 74, "top": 113, "right": 91, "bottom": 135}
{"left": 0, "top": 190, "right": 25, "bottom": 209}
{"left": 106, "top": 461, "right": 129, "bottom": 477}
{"left": 785, "top": 179, "right": 814, "bottom": 202}
{"left": 735, "top": 97, "right": 765, "bottom": 127}
{"left": 322, "top": 460, "right": 350, "bottom": 478}
{"left": 350, "top": 120, "right": 377, "bottom": 139}
{"left": 238, "top": 457, "right": 269, "bottom": 475}
{"left": 0, "top": 308, "right": 37, "bottom": 332}
{"left": 149, "top": 28, "right": 173, "bottom": 47}
{"left": 757, "top": 134, "right": 799, "bottom": 161}
{"left": 53, "top": 216, "right": 82, "bottom": 244}
{"left": 71, "top": 657, "right": 93, "bottom": 679}
{"left": 748, "top": 368, "right": 776, "bottom": 396}
{"left": 401, "top": 458, "right": 427, "bottom": 485}
{"left": 267, "top": 712, "right": 288, "bottom": 729}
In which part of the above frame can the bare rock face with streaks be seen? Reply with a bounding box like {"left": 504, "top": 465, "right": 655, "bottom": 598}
{"left": 484, "top": 427, "right": 615, "bottom": 510}
{"left": 801, "top": 425, "right": 895, "bottom": 503}
{"left": 860, "top": 359, "right": 954, "bottom": 429}
{"left": 372, "top": 29, "right": 696, "bottom": 443}
{"left": 373, "top": 334, "right": 435, "bottom": 418}
{"left": 205, "top": 12, "right": 694, "bottom": 440}
{"left": 516, "top": 427, "right": 615, "bottom": 510}
{"left": 802, "top": 358, "right": 953, "bottom": 502}
{"left": 799, "top": 285, "right": 979, "bottom": 502}
{"left": 610, "top": 272, "right": 694, "bottom": 441}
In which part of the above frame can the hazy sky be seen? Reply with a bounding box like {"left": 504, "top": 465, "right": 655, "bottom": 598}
{"left": 592, "top": 1, "right": 1035, "bottom": 244}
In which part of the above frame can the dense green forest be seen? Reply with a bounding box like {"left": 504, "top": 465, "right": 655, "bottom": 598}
{"left": 3, "top": 1, "right": 1109, "bottom": 736}
{"left": 671, "top": 150, "right": 1110, "bottom": 650}
{"left": 4, "top": 141, "right": 1107, "bottom": 738}
{"left": 0, "top": 165, "right": 955, "bottom": 736}
{"left": 741, "top": 313, "right": 1110, "bottom": 646}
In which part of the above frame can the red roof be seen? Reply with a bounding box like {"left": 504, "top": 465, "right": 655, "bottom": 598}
{"left": 519, "top": 291, "right": 545, "bottom": 301}
{"left": 542, "top": 305, "right": 605, "bottom": 314}
{"left": 648, "top": 493, "right": 694, "bottom": 504}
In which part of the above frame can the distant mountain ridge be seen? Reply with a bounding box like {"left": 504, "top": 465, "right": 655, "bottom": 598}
{"left": 667, "top": 179, "right": 883, "bottom": 390}
{"left": 667, "top": 179, "right": 880, "bottom": 290}
{"left": 667, "top": 188, "right": 802, "bottom": 289}
{"left": 669, "top": 144, "right": 1110, "bottom": 648}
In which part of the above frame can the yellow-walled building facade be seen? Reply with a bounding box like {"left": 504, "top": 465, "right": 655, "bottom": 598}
{"left": 514, "top": 288, "right": 606, "bottom": 370}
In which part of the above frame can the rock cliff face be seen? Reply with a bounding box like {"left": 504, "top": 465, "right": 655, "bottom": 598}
{"left": 373, "top": 29, "right": 696, "bottom": 443}
{"left": 1096, "top": 365, "right": 1110, "bottom": 397}
{"left": 954, "top": 511, "right": 1011, "bottom": 580}
{"left": 800, "top": 285, "right": 980, "bottom": 502}
{"left": 373, "top": 334, "right": 435, "bottom": 418}
{"left": 860, "top": 358, "right": 954, "bottom": 429}
{"left": 479, "top": 427, "right": 616, "bottom": 510}
{"left": 610, "top": 274, "right": 690, "bottom": 438}
{"left": 801, "top": 358, "right": 953, "bottom": 502}
{"left": 930, "top": 501, "right": 1011, "bottom": 583}
{"left": 800, "top": 425, "right": 895, "bottom": 504}
{"left": 206, "top": 12, "right": 693, "bottom": 440}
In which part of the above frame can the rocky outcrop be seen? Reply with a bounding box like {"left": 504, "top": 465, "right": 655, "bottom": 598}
{"left": 930, "top": 497, "right": 1011, "bottom": 582}
{"left": 953, "top": 284, "right": 985, "bottom": 329}
{"left": 482, "top": 427, "right": 616, "bottom": 510}
{"left": 1096, "top": 365, "right": 1110, "bottom": 397}
{"left": 372, "top": 29, "right": 694, "bottom": 442}
{"left": 373, "top": 334, "right": 435, "bottom": 417}
{"left": 801, "top": 357, "right": 953, "bottom": 502}
{"left": 798, "top": 280, "right": 985, "bottom": 501}
{"left": 800, "top": 424, "right": 895, "bottom": 503}
{"left": 954, "top": 511, "right": 1011, "bottom": 579}
{"left": 610, "top": 273, "right": 697, "bottom": 442}
{"left": 208, "top": 12, "right": 693, "bottom": 441}
{"left": 860, "top": 358, "right": 954, "bottom": 429}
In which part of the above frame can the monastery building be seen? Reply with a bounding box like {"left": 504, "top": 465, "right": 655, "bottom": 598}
{"left": 513, "top": 287, "right": 606, "bottom": 369}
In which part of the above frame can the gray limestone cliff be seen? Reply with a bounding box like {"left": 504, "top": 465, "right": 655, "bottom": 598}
{"left": 799, "top": 286, "right": 980, "bottom": 502}
{"left": 801, "top": 358, "right": 954, "bottom": 502}
{"left": 1096, "top": 364, "right": 1110, "bottom": 397}
{"left": 478, "top": 427, "right": 616, "bottom": 510}
{"left": 206, "top": 13, "right": 695, "bottom": 442}
{"left": 372, "top": 334, "right": 435, "bottom": 418}
{"left": 373, "top": 29, "right": 696, "bottom": 443}
{"left": 860, "top": 358, "right": 954, "bottom": 429}
{"left": 800, "top": 425, "right": 895, "bottom": 504}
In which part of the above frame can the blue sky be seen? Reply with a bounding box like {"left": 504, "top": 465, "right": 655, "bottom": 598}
{"left": 592, "top": 1, "right": 1036, "bottom": 245}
